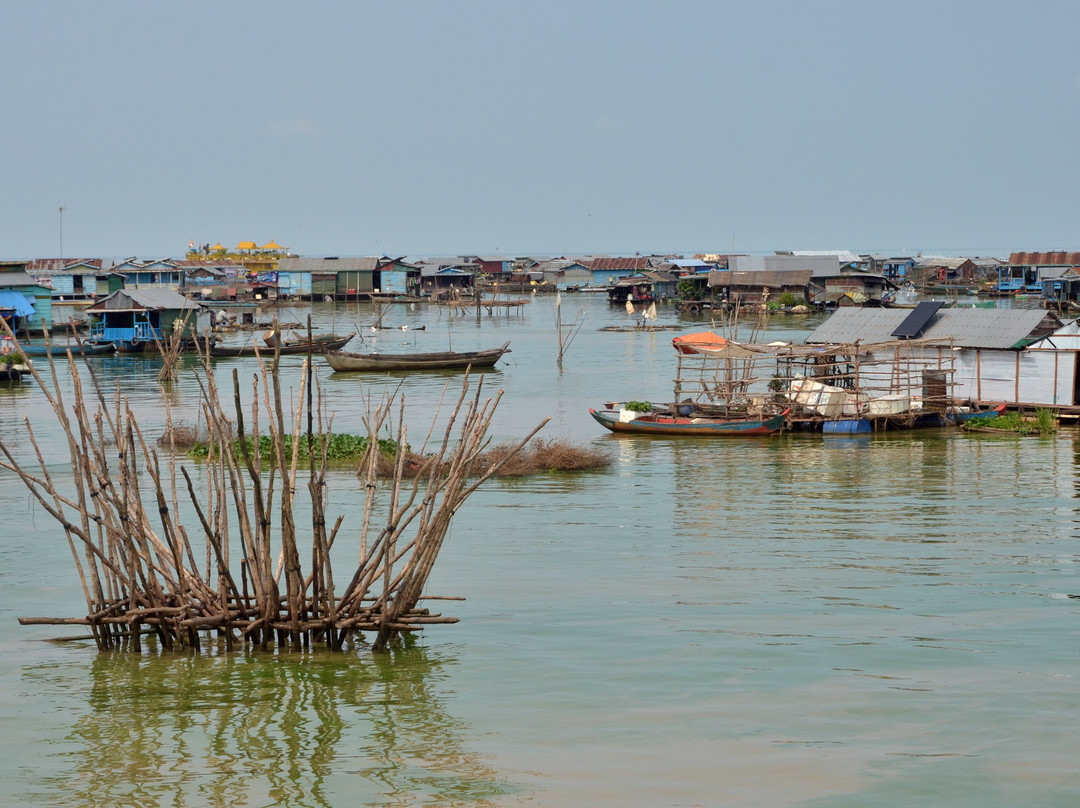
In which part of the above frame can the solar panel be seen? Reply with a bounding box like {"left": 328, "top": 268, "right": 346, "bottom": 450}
{"left": 891, "top": 300, "right": 943, "bottom": 338}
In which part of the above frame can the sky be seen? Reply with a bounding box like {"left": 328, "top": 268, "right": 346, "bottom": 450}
{"left": 2, "top": 1, "right": 1078, "bottom": 260}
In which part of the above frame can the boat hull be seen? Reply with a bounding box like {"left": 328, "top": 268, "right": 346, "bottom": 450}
{"left": 325, "top": 342, "right": 510, "bottom": 372}
{"left": 17, "top": 342, "right": 115, "bottom": 357}
{"left": 589, "top": 408, "right": 786, "bottom": 436}
{"left": 210, "top": 336, "right": 352, "bottom": 357}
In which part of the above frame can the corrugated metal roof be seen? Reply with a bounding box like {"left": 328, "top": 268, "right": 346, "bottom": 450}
{"left": 730, "top": 254, "right": 839, "bottom": 274}
{"left": 1009, "top": 251, "right": 1080, "bottom": 266}
{"left": 1037, "top": 266, "right": 1080, "bottom": 280}
{"left": 914, "top": 257, "right": 973, "bottom": 269}
{"left": 86, "top": 289, "right": 203, "bottom": 312}
{"left": 589, "top": 257, "right": 652, "bottom": 272}
{"left": 805, "top": 307, "right": 1062, "bottom": 349}
{"left": 710, "top": 269, "right": 813, "bottom": 288}
{"left": 792, "top": 250, "right": 861, "bottom": 264}
{"left": 25, "top": 258, "right": 105, "bottom": 272}
{"left": 0, "top": 271, "right": 43, "bottom": 288}
{"left": 276, "top": 256, "right": 378, "bottom": 272}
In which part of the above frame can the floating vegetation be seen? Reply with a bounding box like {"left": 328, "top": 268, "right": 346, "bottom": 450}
{"left": 964, "top": 408, "right": 1057, "bottom": 435}
{"left": 476, "top": 437, "right": 612, "bottom": 477}
{"left": 187, "top": 432, "right": 402, "bottom": 463}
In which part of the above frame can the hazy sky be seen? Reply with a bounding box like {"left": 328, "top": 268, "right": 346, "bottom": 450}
{"left": 3, "top": 1, "right": 1078, "bottom": 260}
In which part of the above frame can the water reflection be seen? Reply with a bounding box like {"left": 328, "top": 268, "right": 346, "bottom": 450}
{"left": 41, "top": 641, "right": 507, "bottom": 807}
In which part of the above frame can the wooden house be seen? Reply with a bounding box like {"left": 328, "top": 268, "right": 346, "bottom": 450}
{"left": 472, "top": 255, "right": 510, "bottom": 276}
{"left": 606, "top": 270, "right": 679, "bottom": 304}
{"left": 84, "top": 289, "right": 210, "bottom": 352}
{"left": 804, "top": 306, "right": 1073, "bottom": 409}
{"left": 880, "top": 256, "right": 917, "bottom": 285}
{"left": 1001, "top": 252, "right": 1080, "bottom": 294}
{"left": 530, "top": 259, "right": 591, "bottom": 290}
{"left": 1038, "top": 267, "right": 1080, "bottom": 309}
{"left": 805, "top": 273, "right": 898, "bottom": 308}
{"left": 709, "top": 254, "right": 836, "bottom": 305}
{"left": 912, "top": 257, "right": 978, "bottom": 288}
{"left": 588, "top": 257, "right": 654, "bottom": 288}
{"left": 0, "top": 266, "right": 51, "bottom": 335}
{"left": 177, "top": 259, "right": 244, "bottom": 286}
{"left": 373, "top": 257, "right": 422, "bottom": 297}
{"left": 26, "top": 258, "right": 119, "bottom": 299}
{"left": 110, "top": 258, "right": 184, "bottom": 290}
{"left": 417, "top": 259, "right": 477, "bottom": 296}
{"left": 274, "top": 256, "right": 378, "bottom": 299}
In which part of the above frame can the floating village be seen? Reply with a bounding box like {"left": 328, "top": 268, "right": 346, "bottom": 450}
{"left": 2, "top": 242, "right": 1079, "bottom": 651}
{"left": 3, "top": 244, "right": 1080, "bottom": 426}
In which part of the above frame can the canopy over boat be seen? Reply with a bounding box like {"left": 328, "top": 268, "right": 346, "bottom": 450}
{"left": 672, "top": 331, "right": 728, "bottom": 355}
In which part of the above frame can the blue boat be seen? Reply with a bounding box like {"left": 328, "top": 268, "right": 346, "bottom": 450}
{"left": 18, "top": 342, "right": 115, "bottom": 357}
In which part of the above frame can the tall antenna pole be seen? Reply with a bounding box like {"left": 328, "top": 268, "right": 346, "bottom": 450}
{"left": 59, "top": 206, "right": 65, "bottom": 262}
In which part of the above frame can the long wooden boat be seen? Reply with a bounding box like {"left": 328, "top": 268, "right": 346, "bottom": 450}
{"left": 589, "top": 407, "right": 787, "bottom": 436}
{"left": 325, "top": 341, "right": 511, "bottom": 372}
{"left": 17, "top": 341, "right": 116, "bottom": 357}
{"left": 210, "top": 335, "right": 352, "bottom": 358}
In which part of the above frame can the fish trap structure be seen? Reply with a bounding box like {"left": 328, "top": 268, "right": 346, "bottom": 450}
{"left": 1, "top": 326, "right": 547, "bottom": 653}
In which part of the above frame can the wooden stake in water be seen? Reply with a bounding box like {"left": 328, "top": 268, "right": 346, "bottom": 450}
{"left": 1, "top": 318, "right": 549, "bottom": 654}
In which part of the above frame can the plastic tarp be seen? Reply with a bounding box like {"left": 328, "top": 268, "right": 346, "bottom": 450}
{"left": 0, "top": 290, "right": 35, "bottom": 316}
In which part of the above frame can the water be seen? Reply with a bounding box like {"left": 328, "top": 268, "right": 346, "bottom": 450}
{"left": 2, "top": 298, "right": 1079, "bottom": 806}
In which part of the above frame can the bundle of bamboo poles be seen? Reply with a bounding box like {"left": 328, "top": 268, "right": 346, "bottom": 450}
{"left": 0, "top": 319, "right": 547, "bottom": 653}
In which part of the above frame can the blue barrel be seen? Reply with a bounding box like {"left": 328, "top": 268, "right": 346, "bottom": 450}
{"left": 823, "top": 419, "right": 872, "bottom": 434}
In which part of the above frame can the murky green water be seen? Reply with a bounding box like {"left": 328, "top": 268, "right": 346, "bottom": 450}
{"left": 2, "top": 298, "right": 1079, "bottom": 806}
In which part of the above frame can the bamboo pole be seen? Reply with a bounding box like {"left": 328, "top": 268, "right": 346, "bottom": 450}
{"left": 2, "top": 320, "right": 546, "bottom": 653}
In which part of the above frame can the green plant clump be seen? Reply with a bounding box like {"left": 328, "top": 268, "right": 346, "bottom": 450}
{"left": 676, "top": 279, "right": 704, "bottom": 300}
{"left": 1034, "top": 407, "right": 1058, "bottom": 433}
{"left": 189, "top": 433, "right": 401, "bottom": 462}
{"left": 966, "top": 410, "right": 1056, "bottom": 435}
{"left": 623, "top": 401, "right": 652, "bottom": 413}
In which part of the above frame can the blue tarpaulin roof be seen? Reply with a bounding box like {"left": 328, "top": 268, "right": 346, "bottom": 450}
{"left": 0, "top": 290, "right": 35, "bottom": 316}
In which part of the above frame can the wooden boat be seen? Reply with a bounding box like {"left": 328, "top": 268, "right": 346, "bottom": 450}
{"left": 325, "top": 341, "right": 511, "bottom": 372}
{"left": 589, "top": 407, "right": 788, "bottom": 436}
{"left": 17, "top": 341, "right": 115, "bottom": 357}
{"left": 210, "top": 335, "right": 352, "bottom": 358}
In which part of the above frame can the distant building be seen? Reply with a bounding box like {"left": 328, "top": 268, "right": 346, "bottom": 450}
{"left": 709, "top": 254, "right": 837, "bottom": 304}
{"left": 84, "top": 289, "right": 210, "bottom": 352}
{"left": 588, "top": 257, "right": 654, "bottom": 287}
{"left": 1000, "top": 252, "right": 1080, "bottom": 294}
{"left": 0, "top": 264, "right": 52, "bottom": 334}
